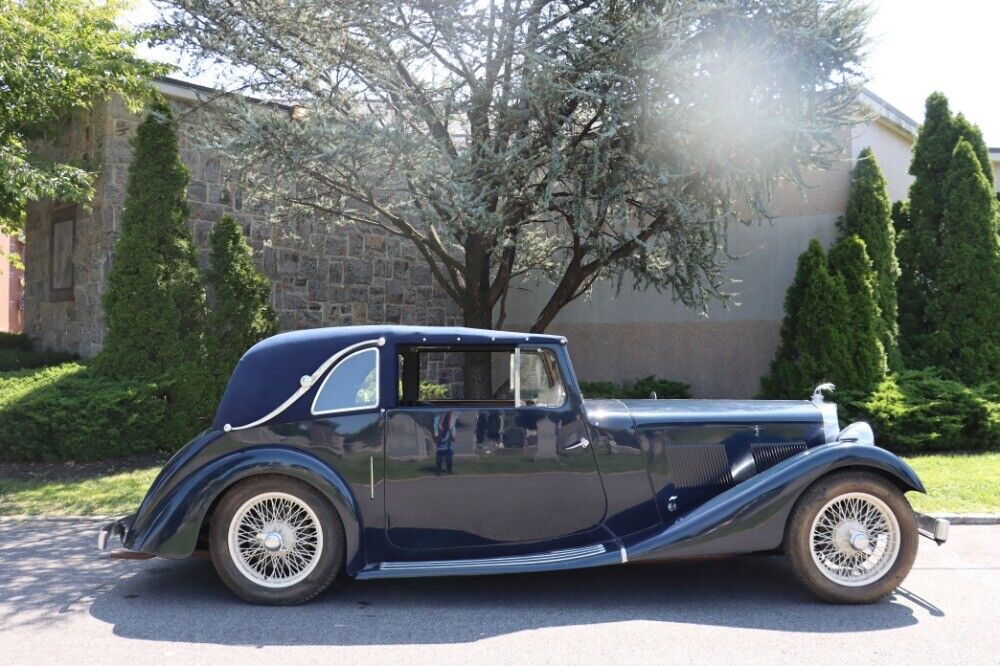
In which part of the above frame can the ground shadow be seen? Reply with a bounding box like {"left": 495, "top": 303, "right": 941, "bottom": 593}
{"left": 0, "top": 519, "right": 930, "bottom": 646}
{"left": 84, "top": 553, "right": 926, "bottom": 646}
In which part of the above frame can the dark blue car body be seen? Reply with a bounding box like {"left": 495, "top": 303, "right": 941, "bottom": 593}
{"left": 111, "top": 325, "right": 926, "bottom": 580}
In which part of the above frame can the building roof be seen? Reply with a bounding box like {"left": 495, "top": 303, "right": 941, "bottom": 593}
{"left": 213, "top": 325, "right": 564, "bottom": 430}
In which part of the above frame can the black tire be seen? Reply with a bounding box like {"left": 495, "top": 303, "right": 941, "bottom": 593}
{"left": 785, "top": 471, "right": 918, "bottom": 604}
{"left": 209, "top": 475, "right": 345, "bottom": 605}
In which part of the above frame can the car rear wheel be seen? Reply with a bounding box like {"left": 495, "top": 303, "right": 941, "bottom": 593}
{"left": 209, "top": 475, "right": 344, "bottom": 605}
{"left": 785, "top": 471, "right": 917, "bottom": 604}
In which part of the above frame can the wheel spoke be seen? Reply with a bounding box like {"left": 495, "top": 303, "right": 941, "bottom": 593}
{"left": 809, "top": 492, "right": 901, "bottom": 587}
{"left": 228, "top": 491, "right": 325, "bottom": 589}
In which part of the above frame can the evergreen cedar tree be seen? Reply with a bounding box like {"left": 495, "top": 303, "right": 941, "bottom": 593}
{"left": 96, "top": 101, "right": 207, "bottom": 380}
{"left": 838, "top": 148, "right": 901, "bottom": 370}
{"left": 922, "top": 140, "right": 1000, "bottom": 384}
{"left": 205, "top": 214, "right": 278, "bottom": 402}
{"left": 760, "top": 240, "right": 851, "bottom": 398}
{"left": 95, "top": 101, "right": 213, "bottom": 437}
{"left": 897, "top": 93, "right": 995, "bottom": 367}
{"left": 828, "top": 236, "right": 888, "bottom": 391}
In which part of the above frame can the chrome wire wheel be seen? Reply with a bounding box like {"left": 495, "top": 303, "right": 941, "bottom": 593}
{"left": 809, "top": 491, "right": 900, "bottom": 587}
{"left": 227, "top": 491, "right": 324, "bottom": 589}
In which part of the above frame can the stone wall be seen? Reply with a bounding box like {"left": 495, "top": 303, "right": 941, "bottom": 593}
{"left": 24, "top": 89, "right": 460, "bottom": 356}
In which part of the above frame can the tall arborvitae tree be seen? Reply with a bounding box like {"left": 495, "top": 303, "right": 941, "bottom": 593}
{"left": 205, "top": 214, "right": 278, "bottom": 402}
{"left": 828, "top": 235, "right": 887, "bottom": 392}
{"left": 838, "top": 148, "right": 901, "bottom": 369}
{"left": 96, "top": 101, "right": 207, "bottom": 379}
{"left": 760, "top": 240, "right": 853, "bottom": 398}
{"left": 898, "top": 93, "right": 995, "bottom": 366}
{"left": 923, "top": 140, "right": 1000, "bottom": 384}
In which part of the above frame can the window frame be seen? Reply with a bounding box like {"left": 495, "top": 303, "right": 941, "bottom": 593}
{"left": 310, "top": 346, "right": 381, "bottom": 416}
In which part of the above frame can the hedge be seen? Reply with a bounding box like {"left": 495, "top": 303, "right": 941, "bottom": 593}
{"left": 0, "top": 332, "right": 32, "bottom": 351}
{"left": 579, "top": 376, "right": 691, "bottom": 399}
{"left": 0, "top": 348, "right": 78, "bottom": 372}
{"left": 839, "top": 369, "right": 1000, "bottom": 454}
{"left": 0, "top": 363, "right": 170, "bottom": 463}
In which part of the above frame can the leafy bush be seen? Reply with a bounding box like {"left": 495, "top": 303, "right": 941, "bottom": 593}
{"left": 579, "top": 376, "right": 690, "bottom": 399}
{"left": 839, "top": 369, "right": 1000, "bottom": 454}
{"left": 0, "top": 363, "right": 169, "bottom": 463}
{"left": 0, "top": 348, "right": 77, "bottom": 372}
{"left": 419, "top": 381, "right": 449, "bottom": 400}
{"left": 0, "top": 332, "right": 31, "bottom": 351}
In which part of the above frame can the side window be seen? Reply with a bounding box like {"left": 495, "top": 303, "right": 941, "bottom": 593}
{"left": 518, "top": 349, "right": 567, "bottom": 408}
{"left": 397, "top": 346, "right": 566, "bottom": 408}
{"left": 312, "top": 347, "right": 379, "bottom": 414}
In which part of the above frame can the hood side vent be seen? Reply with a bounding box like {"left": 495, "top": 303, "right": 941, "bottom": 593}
{"left": 665, "top": 445, "right": 734, "bottom": 489}
{"left": 752, "top": 442, "right": 807, "bottom": 473}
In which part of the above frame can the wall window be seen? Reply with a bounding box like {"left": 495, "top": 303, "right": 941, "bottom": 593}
{"left": 49, "top": 207, "right": 75, "bottom": 301}
{"left": 311, "top": 347, "right": 379, "bottom": 414}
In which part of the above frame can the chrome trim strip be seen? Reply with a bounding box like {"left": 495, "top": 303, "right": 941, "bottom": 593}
{"left": 224, "top": 337, "right": 385, "bottom": 432}
{"left": 378, "top": 544, "right": 607, "bottom": 572}
{"left": 513, "top": 347, "right": 522, "bottom": 407}
{"left": 619, "top": 546, "right": 628, "bottom": 564}
{"left": 369, "top": 456, "right": 375, "bottom": 500}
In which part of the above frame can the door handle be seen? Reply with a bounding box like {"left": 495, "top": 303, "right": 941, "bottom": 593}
{"left": 563, "top": 437, "right": 590, "bottom": 451}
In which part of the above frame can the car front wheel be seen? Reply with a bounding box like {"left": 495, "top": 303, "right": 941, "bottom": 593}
{"left": 785, "top": 471, "right": 918, "bottom": 604}
{"left": 209, "top": 475, "right": 344, "bottom": 605}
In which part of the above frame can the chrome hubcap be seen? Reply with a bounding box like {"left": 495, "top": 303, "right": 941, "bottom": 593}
{"left": 228, "top": 492, "right": 323, "bottom": 589}
{"left": 809, "top": 492, "right": 900, "bottom": 587}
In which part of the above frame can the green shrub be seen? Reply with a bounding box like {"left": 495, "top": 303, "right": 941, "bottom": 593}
{"left": 0, "top": 332, "right": 31, "bottom": 351}
{"left": 419, "top": 381, "right": 449, "bottom": 400}
{"left": 0, "top": 348, "right": 77, "bottom": 372}
{"left": 205, "top": 214, "right": 278, "bottom": 405}
{"left": 579, "top": 376, "right": 690, "bottom": 399}
{"left": 0, "top": 363, "right": 169, "bottom": 463}
{"left": 839, "top": 369, "right": 1000, "bottom": 454}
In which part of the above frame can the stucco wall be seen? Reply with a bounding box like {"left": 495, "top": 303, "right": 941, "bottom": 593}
{"left": 505, "top": 120, "right": 916, "bottom": 398}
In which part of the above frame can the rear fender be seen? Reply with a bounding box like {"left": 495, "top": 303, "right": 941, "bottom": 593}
{"left": 625, "top": 441, "right": 924, "bottom": 561}
{"left": 125, "top": 446, "right": 363, "bottom": 572}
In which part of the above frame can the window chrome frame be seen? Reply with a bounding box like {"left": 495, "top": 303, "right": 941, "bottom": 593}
{"left": 310, "top": 346, "right": 381, "bottom": 416}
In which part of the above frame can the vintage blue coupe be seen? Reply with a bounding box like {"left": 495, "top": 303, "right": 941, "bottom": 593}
{"left": 98, "top": 325, "right": 948, "bottom": 605}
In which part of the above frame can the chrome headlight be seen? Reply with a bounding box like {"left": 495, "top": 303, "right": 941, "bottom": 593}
{"left": 837, "top": 421, "right": 875, "bottom": 446}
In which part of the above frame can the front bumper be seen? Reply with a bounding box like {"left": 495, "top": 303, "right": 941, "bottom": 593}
{"left": 97, "top": 516, "right": 132, "bottom": 550}
{"left": 915, "top": 512, "right": 949, "bottom": 545}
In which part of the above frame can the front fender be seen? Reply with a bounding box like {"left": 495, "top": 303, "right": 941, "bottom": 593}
{"left": 125, "top": 446, "right": 363, "bottom": 571}
{"left": 625, "top": 441, "right": 924, "bottom": 561}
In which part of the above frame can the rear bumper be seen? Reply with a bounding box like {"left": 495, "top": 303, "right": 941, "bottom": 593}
{"left": 97, "top": 516, "right": 133, "bottom": 551}
{"left": 915, "top": 512, "right": 949, "bottom": 545}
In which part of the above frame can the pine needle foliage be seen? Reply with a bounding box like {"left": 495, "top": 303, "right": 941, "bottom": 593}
{"left": 205, "top": 214, "right": 278, "bottom": 403}
{"left": 838, "top": 148, "right": 901, "bottom": 369}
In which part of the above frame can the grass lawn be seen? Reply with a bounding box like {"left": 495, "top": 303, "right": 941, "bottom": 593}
{"left": 0, "top": 466, "right": 161, "bottom": 516}
{"left": 0, "top": 453, "right": 997, "bottom": 517}
{"left": 904, "top": 452, "right": 1000, "bottom": 514}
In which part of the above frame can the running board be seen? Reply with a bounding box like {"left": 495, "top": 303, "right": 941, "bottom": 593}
{"left": 356, "top": 543, "right": 624, "bottom": 579}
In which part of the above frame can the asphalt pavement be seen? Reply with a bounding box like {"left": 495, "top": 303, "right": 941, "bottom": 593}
{"left": 1, "top": 518, "right": 997, "bottom": 665}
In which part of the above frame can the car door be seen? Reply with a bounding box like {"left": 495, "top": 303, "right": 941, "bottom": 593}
{"left": 383, "top": 345, "right": 607, "bottom": 554}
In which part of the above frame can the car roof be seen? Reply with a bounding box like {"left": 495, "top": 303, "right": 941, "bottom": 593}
{"left": 212, "top": 325, "right": 566, "bottom": 430}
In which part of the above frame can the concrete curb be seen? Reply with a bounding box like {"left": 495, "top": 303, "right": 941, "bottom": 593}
{"left": 928, "top": 513, "right": 1000, "bottom": 525}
